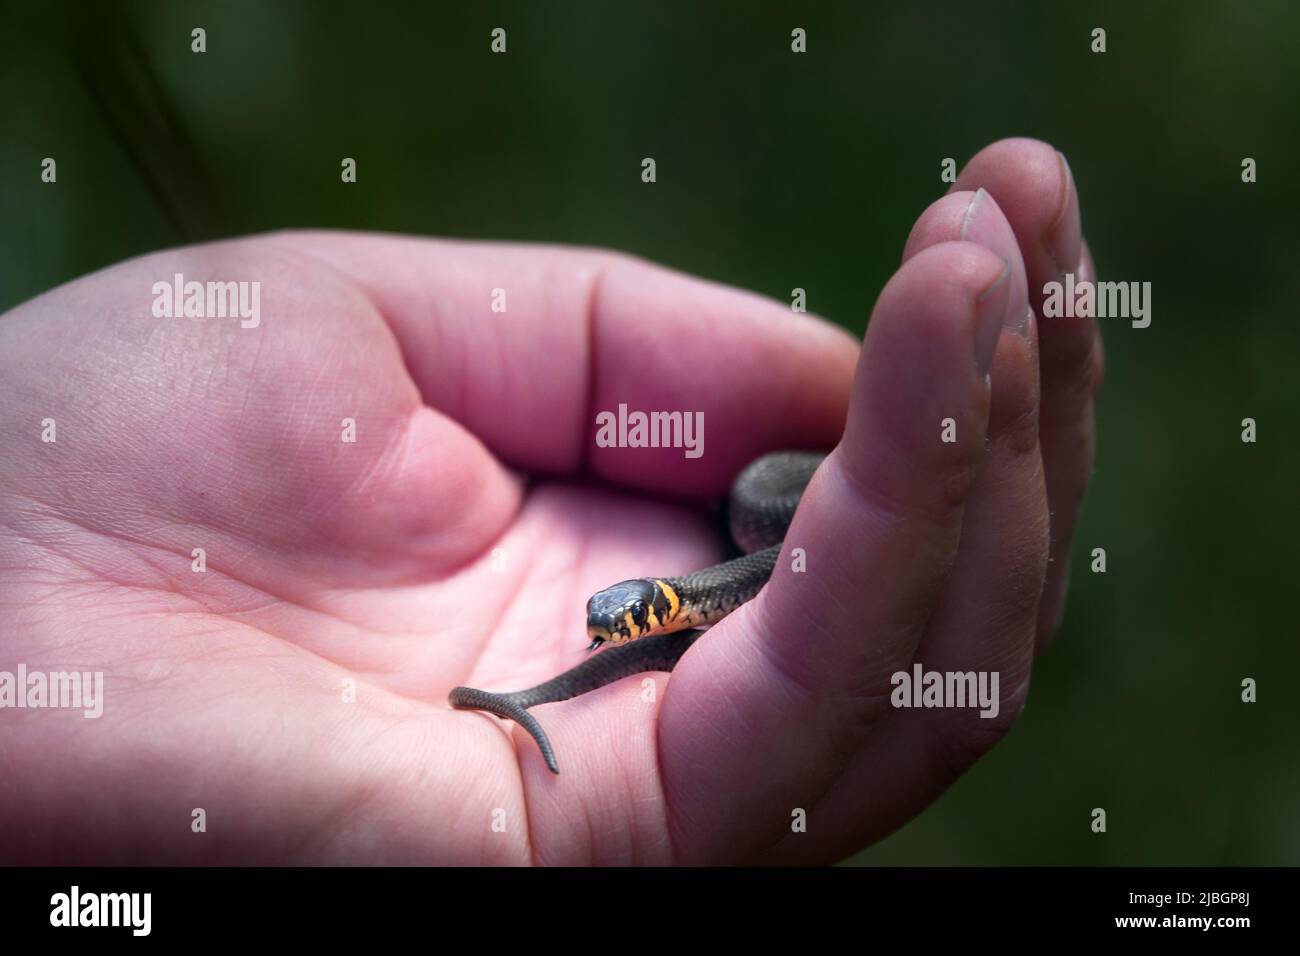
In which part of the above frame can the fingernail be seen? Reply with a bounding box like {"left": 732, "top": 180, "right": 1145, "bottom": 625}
{"left": 974, "top": 258, "right": 1012, "bottom": 377}
{"left": 1044, "top": 150, "right": 1081, "bottom": 276}
{"left": 1007, "top": 305, "right": 1031, "bottom": 340}
{"left": 958, "top": 188, "right": 990, "bottom": 243}
{"left": 961, "top": 188, "right": 1030, "bottom": 340}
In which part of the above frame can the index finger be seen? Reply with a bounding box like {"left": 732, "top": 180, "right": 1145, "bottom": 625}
{"left": 282, "top": 231, "right": 859, "bottom": 496}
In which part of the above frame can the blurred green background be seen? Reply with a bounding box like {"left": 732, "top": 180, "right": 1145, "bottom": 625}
{"left": 2, "top": 1, "right": 1296, "bottom": 864}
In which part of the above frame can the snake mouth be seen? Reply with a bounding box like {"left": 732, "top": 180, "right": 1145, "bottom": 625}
{"left": 586, "top": 616, "right": 633, "bottom": 646}
{"left": 586, "top": 627, "right": 631, "bottom": 647}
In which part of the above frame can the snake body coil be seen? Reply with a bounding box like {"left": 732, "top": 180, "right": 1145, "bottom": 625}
{"left": 448, "top": 450, "right": 825, "bottom": 773}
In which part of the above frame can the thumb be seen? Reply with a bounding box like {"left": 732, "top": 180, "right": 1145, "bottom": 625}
{"left": 657, "top": 241, "right": 1011, "bottom": 862}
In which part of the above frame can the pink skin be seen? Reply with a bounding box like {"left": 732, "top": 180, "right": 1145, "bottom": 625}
{"left": 0, "top": 138, "right": 1098, "bottom": 864}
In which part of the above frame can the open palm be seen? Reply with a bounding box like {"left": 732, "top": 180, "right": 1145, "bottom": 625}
{"left": 0, "top": 139, "right": 1102, "bottom": 864}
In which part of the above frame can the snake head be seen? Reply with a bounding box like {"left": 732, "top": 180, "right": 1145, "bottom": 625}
{"left": 586, "top": 579, "right": 658, "bottom": 646}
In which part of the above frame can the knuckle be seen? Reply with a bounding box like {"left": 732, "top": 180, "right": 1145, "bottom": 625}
{"left": 924, "top": 674, "right": 1029, "bottom": 777}
{"left": 997, "top": 402, "right": 1042, "bottom": 459}
{"left": 836, "top": 446, "right": 973, "bottom": 553}
{"left": 1043, "top": 327, "right": 1104, "bottom": 406}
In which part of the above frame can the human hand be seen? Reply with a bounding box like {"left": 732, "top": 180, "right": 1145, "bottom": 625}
{"left": 0, "top": 137, "right": 1099, "bottom": 864}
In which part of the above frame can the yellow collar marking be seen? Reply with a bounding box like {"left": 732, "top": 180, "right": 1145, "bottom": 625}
{"left": 657, "top": 579, "right": 681, "bottom": 624}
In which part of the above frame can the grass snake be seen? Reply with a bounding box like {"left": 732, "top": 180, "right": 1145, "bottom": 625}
{"left": 448, "top": 450, "right": 826, "bottom": 773}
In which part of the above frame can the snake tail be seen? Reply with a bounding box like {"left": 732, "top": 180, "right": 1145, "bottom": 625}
{"left": 449, "top": 630, "right": 703, "bottom": 774}
{"left": 446, "top": 687, "right": 560, "bottom": 773}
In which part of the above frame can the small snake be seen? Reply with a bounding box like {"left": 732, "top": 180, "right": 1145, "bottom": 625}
{"left": 448, "top": 451, "right": 826, "bottom": 773}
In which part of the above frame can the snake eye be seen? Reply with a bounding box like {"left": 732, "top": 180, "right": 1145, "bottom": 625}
{"left": 631, "top": 601, "right": 648, "bottom": 626}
